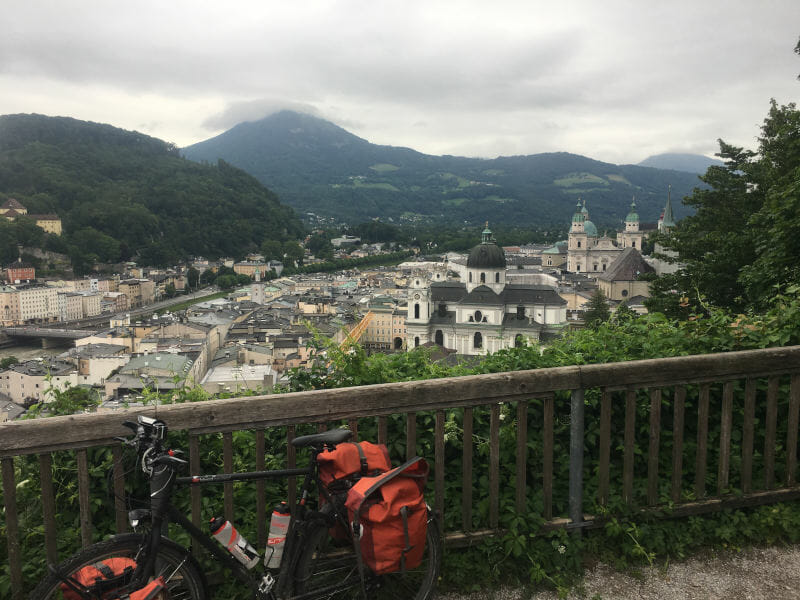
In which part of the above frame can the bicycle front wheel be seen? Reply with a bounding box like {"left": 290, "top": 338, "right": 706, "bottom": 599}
{"left": 29, "top": 533, "right": 207, "bottom": 600}
{"left": 293, "top": 511, "right": 441, "bottom": 600}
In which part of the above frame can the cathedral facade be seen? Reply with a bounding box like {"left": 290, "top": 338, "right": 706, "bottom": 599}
{"left": 566, "top": 199, "right": 643, "bottom": 274}
{"left": 406, "top": 227, "right": 567, "bottom": 355}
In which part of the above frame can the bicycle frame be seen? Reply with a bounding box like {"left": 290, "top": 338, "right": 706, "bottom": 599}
{"left": 134, "top": 458, "right": 349, "bottom": 599}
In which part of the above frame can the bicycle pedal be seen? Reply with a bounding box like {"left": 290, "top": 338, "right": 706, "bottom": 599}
{"left": 258, "top": 573, "right": 275, "bottom": 595}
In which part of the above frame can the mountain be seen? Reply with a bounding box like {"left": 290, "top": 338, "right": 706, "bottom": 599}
{"left": 183, "top": 111, "right": 702, "bottom": 227}
{"left": 0, "top": 114, "right": 303, "bottom": 267}
{"left": 638, "top": 153, "right": 723, "bottom": 174}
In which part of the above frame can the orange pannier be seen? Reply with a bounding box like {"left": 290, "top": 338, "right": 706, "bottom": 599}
{"left": 317, "top": 441, "right": 391, "bottom": 489}
{"left": 60, "top": 557, "right": 166, "bottom": 600}
{"left": 345, "top": 457, "right": 429, "bottom": 575}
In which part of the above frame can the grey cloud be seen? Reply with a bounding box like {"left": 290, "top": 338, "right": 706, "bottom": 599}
{"left": 203, "top": 99, "right": 322, "bottom": 130}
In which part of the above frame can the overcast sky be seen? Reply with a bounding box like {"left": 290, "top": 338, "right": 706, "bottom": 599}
{"left": 2, "top": 1, "right": 798, "bottom": 164}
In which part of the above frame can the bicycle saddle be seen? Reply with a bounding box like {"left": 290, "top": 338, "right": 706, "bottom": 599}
{"left": 291, "top": 428, "right": 353, "bottom": 448}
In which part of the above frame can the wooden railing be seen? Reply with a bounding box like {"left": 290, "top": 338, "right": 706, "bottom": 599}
{"left": 3, "top": 345, "right": 800, "bottom": 598}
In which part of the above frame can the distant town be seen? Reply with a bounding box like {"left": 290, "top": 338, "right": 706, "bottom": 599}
{"left": 0, "top": 195, "right": 677, "bottom": 421}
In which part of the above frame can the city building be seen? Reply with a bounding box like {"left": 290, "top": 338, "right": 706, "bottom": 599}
{"left": 406, "top": 226, "right": 567, "bottom": 355}
{"left": 0, "top": 198, "right": 63, "bottom": 235}
{"left": 567, "top": 199, "right": 644, "bottom": 273}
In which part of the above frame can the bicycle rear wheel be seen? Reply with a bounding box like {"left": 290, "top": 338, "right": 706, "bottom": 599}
{"left": 29, "top": 533, "right": 207, "bottom": 600}
{"left": 292, "top": 511, "right": 441, "bottom": 600}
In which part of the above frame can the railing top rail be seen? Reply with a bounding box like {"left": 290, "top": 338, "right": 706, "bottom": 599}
{"left": 2, "top": 345, "right": 800, "bottom": 458}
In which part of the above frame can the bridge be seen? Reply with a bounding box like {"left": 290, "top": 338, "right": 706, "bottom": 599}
{"left": 2, "top": 326, "right": 99, "bottom": 347}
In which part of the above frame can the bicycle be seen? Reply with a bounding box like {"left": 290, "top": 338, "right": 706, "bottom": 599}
{"left": 30, "top": 415, "right": 441, "bottom": 599}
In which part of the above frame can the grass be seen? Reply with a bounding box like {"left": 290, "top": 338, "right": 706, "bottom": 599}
{"left": 155, "top": 290, "right": 229, "bottom": 315}
{"left": 606, "top": 174, "right": 632, "bottom": 185}
{"left": 369, "top": 163, "right": 400, "bottom": 173}
{"left": 554, "top": 172, "right": 609, "bottom": 187}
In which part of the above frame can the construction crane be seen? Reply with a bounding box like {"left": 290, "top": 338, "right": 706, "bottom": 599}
{"left": 340, "top": 311, "right": 374, "bottom": 349}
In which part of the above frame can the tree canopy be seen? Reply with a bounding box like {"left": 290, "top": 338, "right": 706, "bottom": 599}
{"left": 649, "top": 91, "right": 800, "bottom": 314}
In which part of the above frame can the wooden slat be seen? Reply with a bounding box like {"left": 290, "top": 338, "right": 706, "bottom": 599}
{"left": 435, "top": 410, "right": 445, "bottom": 524}
{"left": 223, "top": 432, "right": 234, "bottom": 521}
{"left": 671, "top": 386, "right": 686, "bottom": 503}
{"left": 256, "top": 429, "right": 266, "bottom": 549}
{"left": 378, "top": 416, "right": 388, "bottom": 445}
{"left": 462, "top": 407, "right": 473, "bottom": 531}
{"left": 287, "top": 426, "right": 297, "bottom": 510}
{"left": 764, "top": 377, "right": 779, "bottom": 489}
{"left": 348, "top": 419, "right": 359, "bottom": 441}
{"left": 718, "top": 382, "right": 734, "bottom": 494}
{"left": 695, "top": 384, "right": 710, "bottom": 499}
{"left": 38, "top": 453, "right": 58, "bottom": 565}
{"left": 2, "top": 457, "right": 22, "bottom": 600}
{"left": 647, "top": 389, "right": 662, "bottom": 505}
{"left": 189, "top": 434, "right": 202, "bottom": 555}
{"left": 543, "top": 395, "right": 554, "bottom": 520}
{"left": 598, "top": 389, "right": 611, "bottom": 506}
{"left": 7, "top": 346, "right": 800, "bottom": 457}
{"left": 77, "top": 448, "right": 92, "bottom": 547}
{"left": 489, "top": 404, "right": 500, "bottom": 529}
{"left": 623, "top": 389, "right": 636, "bottom": 504}
{"left": 741, "top": 379, "right": 756, "bottom": 494}
{"left": 406, "top": 412, "right": 417, "bottom": 461}
{"left": 112, "top": 445, "right": 128, "bottom": 534}
{"left": 515, "top": 400, "right": 528, "bottom": 513}
{"left": 787, "top": 374, "right": 800, "bottom": 486}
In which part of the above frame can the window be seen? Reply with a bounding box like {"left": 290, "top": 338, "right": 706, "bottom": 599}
{"left": 577, "top": 241, "right": 581, "bottom": 248}
{"left": 593, "top": 264, "right": 598, "bottom": 271}
{"left": 473, "top": 332, "right": 482, "bottom": 349}
{"left": 474, "top": 310, "right": 482, "bottom": 322}
{"left": 480, "top": 272, "right": 486, "bottom": 284}
{"left": 414, "top": 336, "right": 420, "bottom": 347}
{"left": 414, "top": 304, "right": 420, "bottom": 319}
{"left": 435, "top": 330, "right": 443, "bottom": 346}
{"left": 469, "top": 272, "right": 472, "bottom": 283}
{"left": 576, "top": 264, "right": 581, "bottom": 272}
{"left": 495, "top": 272, "right": 500, "bottom": 283}
{"left": 632, "top": 241, "right": 636, "bottom": 248}
{"left": 621, "top": 289, "right": 629, "bottom": 297}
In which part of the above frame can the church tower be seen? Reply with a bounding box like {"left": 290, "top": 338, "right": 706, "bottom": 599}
{"left": 406, "top": 271, "right": 431, "bottom": 348}
{"left": 568, "top": 200, "right": 589, "bottom": 272}
{"left": 658, "top": 186, "right": 677, "bottom": 234}
{"left": 618, "top": 198, "right": 644, "bottom": 250}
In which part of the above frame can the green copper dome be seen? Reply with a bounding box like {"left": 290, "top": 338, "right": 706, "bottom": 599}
{"left": 572, "top": 200, "right": 585, "bottom": 223}
{"left": 584, "top": 220, "right": 598, "bottom": 237}
{"left": 625, "top": 199, "right": 639, "bottom": 223}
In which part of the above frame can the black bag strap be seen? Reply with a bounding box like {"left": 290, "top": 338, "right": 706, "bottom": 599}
{"left": 351, "top": 519, "right": 369, "bottom": 599}
{"left": 92, "top": 561, "right": 114, "bottom": 579}
{"left": 353, "top": 442, "right": 369, "bottom": 475}
{"left": 399, "top": 505, "right": 413, "bottom": 573}
{"left": 359, "top": 457, "right": 424, "bottom": 504}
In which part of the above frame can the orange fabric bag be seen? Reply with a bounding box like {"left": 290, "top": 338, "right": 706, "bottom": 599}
{"left": 60, "top": 558, "right": 136, "bottom": 600}
{"left": 317, "top": 441, "right": 391, "bottom": 488}
{"left": 344, "top": 457, "right": 429, "bottom": 575}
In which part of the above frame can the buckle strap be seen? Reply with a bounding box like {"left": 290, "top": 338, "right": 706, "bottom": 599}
{"left": 92, "top": 561, "right": 114, "bottom": 579}
{"left": 354, "top": 442, "right": 369, "bottom": 475}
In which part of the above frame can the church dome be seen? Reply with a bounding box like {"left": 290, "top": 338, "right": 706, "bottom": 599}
{"left": 625, "top": 200, "right": 639, "bottom": 223}
{"left": 584, "top": 220, "right": 598, "bottom": 237}
{"left": 467, "top": 225, "right": 506, "bottom": 268}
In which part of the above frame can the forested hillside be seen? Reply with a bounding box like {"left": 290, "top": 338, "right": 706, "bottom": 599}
{"left": 183, "top": 110, "right": 701, "bottom": 226}
{"left": 0, "top": 114, "right": 303, "bottom": 269}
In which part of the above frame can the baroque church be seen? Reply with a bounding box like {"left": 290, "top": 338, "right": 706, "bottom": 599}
{"left": 566, "top": 199, "right": 643, "bottom": 273}
{"left": 406, "top": 226, "right": 567, "bottom": 355}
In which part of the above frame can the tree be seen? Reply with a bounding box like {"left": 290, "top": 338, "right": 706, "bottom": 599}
{"left": 283, "top": 241, "right": 304, "bottom": 267}
{"left": 199, "top": 268, "right": 216, "bottom": 285}
{"left": 261, "top": 239, "right": 283, "bottom": 261}
{"left": 0, "top": 356, "right": 19, "bottom": 369}
{"left": 187, "top": 267, "right": 200, "bottom": 289}
{"left": 583, "top": 289, "right": 610, "bottom": 328}
{"left": 163, "top": 283, "right": 177, "bottom": 298}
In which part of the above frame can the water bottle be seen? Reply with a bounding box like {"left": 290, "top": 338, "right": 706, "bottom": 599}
{"left": 265, "top": 502, "right": 292, "bottom": 568}
{"left": 209, "top": 517, "right": 260, "bottom": 569}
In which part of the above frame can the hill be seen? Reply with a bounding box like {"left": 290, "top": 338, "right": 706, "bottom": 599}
{"left": 638, "top": 153, "right": 724, "bottom": 174}
{"left": 0, "top": 114, "right": 303, "bottom": 268}
{"left": 183, "top": 111, "right": 702, "bottom": 227}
